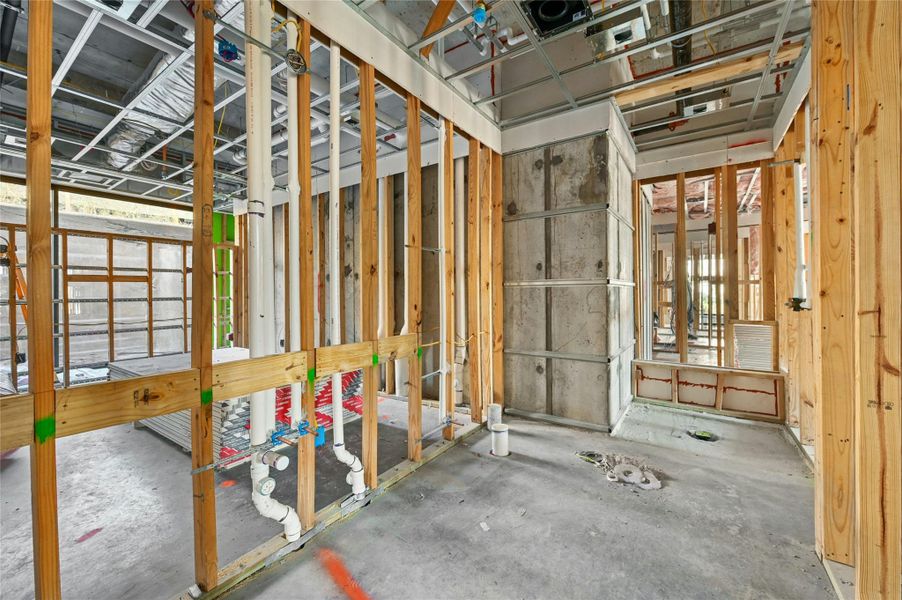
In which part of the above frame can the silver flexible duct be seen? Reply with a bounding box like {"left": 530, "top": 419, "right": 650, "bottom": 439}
{"left": 105, "top": 0, "right": 243, "bottom": 171}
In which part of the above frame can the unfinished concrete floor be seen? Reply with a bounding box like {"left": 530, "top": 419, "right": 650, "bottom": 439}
{"left": 228, "top": 403, "right": 832, "bottom": 600}
{"left": 1, "top": 400, "right": 832, "bottom": 599}
{"left": 0, "top": 397, "right": 449, "bottom": 599}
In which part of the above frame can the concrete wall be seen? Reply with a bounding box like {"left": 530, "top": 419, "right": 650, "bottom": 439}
{"left": 502, "top": 132, "right": 634, "bottom": 429}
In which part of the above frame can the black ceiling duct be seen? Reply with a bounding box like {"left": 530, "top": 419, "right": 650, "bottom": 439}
{"left": 522, "top": 0, "right": 591, "bottom": 39}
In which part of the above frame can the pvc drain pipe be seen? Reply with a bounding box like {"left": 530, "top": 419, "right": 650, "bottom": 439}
{"left": 491, "top": 423, "right": 509, "bottom": 457}
{"left": 487, "top": 403, "right": 502, "bottom": 429}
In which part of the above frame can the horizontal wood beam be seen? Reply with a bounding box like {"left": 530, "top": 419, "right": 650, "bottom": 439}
{"left": 55, "top": 369, "right": 200, "bottom": 437}
{"left": 212, "top": 352, "right": 310, "bottom": 401}
{"left": 419, "top": 0, "right": 456, "bottom": 58}
{"left": 616, "top": 41, "right": 804, "bottom": 106}
{"left": 0, "top": 393, "right": 34, "bottom": 452}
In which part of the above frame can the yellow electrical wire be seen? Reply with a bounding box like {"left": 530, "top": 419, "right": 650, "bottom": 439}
{"left": 213, "top": 83, "right": 229, "bottom": 150}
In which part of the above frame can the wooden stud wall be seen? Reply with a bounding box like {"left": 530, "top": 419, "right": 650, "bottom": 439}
{"left": 674, "top": 173, "right": 688, "bottom": 362}
{"left": 490, "top": 150, "right": 504, "bottom": 405}
{"left": 295, "top": 16, "right": 316, "bottom": 532}
{"left": 850, "top": 1, "right": 901, "bottom": 594}
{"left": 2, "top": 8, "right": 513, "bottom": 595}
{"left": 406, "top": 94, "right": 423, "bottom": 462}
{"left": 441, "top": 119, "right": 456, "bottom": 440}
{"left": 811, "top": 0, "right": 855, "bottom": 566}
{"left": 466, "top": 138, "right": 483, "bottom": 422}
{"left": 25, "top": 2, "right": 61, "bottom": 595}
{"left": 723, "top": 164, "right": 738, "bottom": 366}
{"left": 189, "top": 2, "right": 218, "bottom": 590}
{"left": 358, "top": 61, "right": 379, "bottom": 489}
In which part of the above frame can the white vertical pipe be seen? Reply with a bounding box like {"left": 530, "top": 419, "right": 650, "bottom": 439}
{"left": 453, "top": 157, "right": 466, "bottom": 405}
{"left": 437, "top": 119, "right": 448, "bottom": 423}
{"left": 245, "top": 0, "right": 267, "bottom": 446}
{"left": 792, "top": 162, "right": 807, "bottom": 303}
{"left": 286, "top": 21, "right": 302, "bottom": 427}
{"left": 260, "top": 0, "right": 276, "bottom": 433}
{"left": 244, "top": 0, "right": 300, "bottom": 542}
{"left": 329, "top": 41, "right": 365, "bottom": 498}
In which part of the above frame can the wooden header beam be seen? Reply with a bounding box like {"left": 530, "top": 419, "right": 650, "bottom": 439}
{"left": 616, "top": 42, "right": 804, "bottom": 106}
{"left": 419, "top": 0, "right": 456, "bottom": 58}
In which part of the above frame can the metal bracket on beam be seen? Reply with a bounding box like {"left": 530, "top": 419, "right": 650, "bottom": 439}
{"left": 202, "top": 9, "right": 307, "bottom": 75}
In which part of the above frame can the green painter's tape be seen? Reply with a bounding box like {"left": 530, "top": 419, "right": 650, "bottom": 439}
{"left": 35, "top": 416, "right": 55, "bottom": 443}
{"left": 372, "top": 354, "right": 379, "bottom": 366}
{"left": 201, "top": 388, "right": 213, "bottom": 405}
{"left": 307, "top": 367, "right": 316, "bottom": 384}
{"left": 417, "top": 347, "right": 423, "bottom": 359}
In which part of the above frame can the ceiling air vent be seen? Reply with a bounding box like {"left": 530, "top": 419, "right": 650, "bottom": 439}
{"left": 522, "top": 0, "right": 592, "bottom": 39}
{"left": 681, "top": 90, "right": 730, "bottom": 118}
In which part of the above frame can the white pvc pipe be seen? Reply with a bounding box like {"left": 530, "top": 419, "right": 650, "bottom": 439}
{"left": 261, "top": 0, "right": 277, "bottom": 434}
{"left": 287, "top": 21, "right": 302, "bottom": 427}
{"left": 792, "top": 161, "right": 807, "bottom": 303}
{"left": 329, "top": 41, "right": 365, "bottom": 499}
{"left": 251, "top": 453, "right": 301, "bottom": 541}
{"left": 490, "top": 424, "right": 509, "bottom": 457}
{"left": 245, "top": 0, "right": 267, "bottom": 447}
{"left": 437, "top": 119, "right": 449, "bottom": 425}
{"left": 453, "top": 157, "right": 466, "bottom": 406}
{"left": 245, "top": 0, "right": 300, "bottom": 541}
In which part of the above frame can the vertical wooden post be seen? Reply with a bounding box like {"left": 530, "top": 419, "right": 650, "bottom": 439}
{"left": 382, "top": 176, "right": 396, "bottom": 394}
{"left": 811, "top": 0, "right": 855, "bottom": 565}
{"left": 295, "top": 17, "right": 316, "bottom": 532}
{"left": 760, "top": 159, "right": 776, "bottom": 322}
{"left": 190, "top": 1, "right": 218, "bottom": 589}
{"left": 713, "top": 169, "right": 723, "bottom": 366}
{"left": 317, "top": 193, "right": 327, "bottom": 346}
{"left": 675, "top": 172, "right": 688, "bottom": 362}
{"left": 358, "top": 62, "right": 379, "bottom": 489}
{"left": 491, "top": 151, "right": 504, "bottom": 405}
{"left": 479, "top": 146, "right": 494, "bottom": 418}
{"left": 406, "top": 95, "right": 423, "bottom": 461}
{"left": 852, "top": 0, "right": 901, "bottom": 594}
{"left": 723, "top": 164, "right": 738, "bottom": 366}
{"left": 26, "top": 1, "right": 61, "bottom": 596}
{"left": 632, "top": 180, "right": 643, "bottom": 358}
{"left": 441, "top": 118, "right": 456, "bottom": 440}
{"left": 466, "top": 138, "right": 483, "bottom": 422}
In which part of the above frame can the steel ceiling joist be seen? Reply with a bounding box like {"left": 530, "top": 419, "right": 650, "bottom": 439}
{"left": 407, "top": 0, "right": 506, "bottom": 53}
{"left": 509, "top": 3, "right": 577, "bottom": 109}
{"left": 475, "top": 0, "right": 784, "bottom": 106}
{"left": 499, "top": 28, "right": 809, "bottom": 129}
{"left": 447, "top": 0, "right": 655, "bottom": 82}
{"left": 744, "top": 0, "right": 794, "bottom": 128}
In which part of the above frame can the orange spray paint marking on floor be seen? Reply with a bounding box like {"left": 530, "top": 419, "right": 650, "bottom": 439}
{"left": 317, "top": 548, "right": 371, "bottom": 600}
